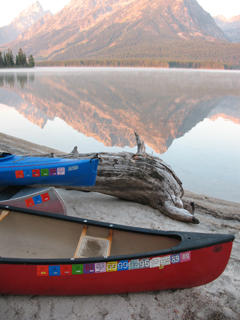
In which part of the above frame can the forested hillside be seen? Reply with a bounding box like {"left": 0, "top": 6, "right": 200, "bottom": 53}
{"left": 1, "top": 0, "right": 239, "bottom": 65}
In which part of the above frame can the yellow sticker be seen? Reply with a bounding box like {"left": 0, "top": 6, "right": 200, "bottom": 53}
{"left": 107, "top": 261, "right": 118, "bottom": 272}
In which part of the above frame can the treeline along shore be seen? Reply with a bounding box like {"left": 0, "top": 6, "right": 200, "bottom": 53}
{"left": 35, "top": 59, "right": 240, "bottom": 70}
{"left": 0, "top": 48, "right": 35, "bottom": 68}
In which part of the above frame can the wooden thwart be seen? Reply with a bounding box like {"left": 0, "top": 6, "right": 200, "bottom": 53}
{"left": 74, "top": 226, "right": 113, "bottom": 258}
{"left": 0, "top": 210, "right": 9, "bottom": 222}
{"left": 74, "top": 226, "right": 87, "bottom": 258}
{"left": 107, "top": 230, "right": 113, "bottom": 257}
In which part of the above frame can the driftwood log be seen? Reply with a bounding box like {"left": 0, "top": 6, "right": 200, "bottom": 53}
{"left": 48, "top": 133, "right": 198, "bottom": 224}
{"left": 1, "top": 132, "right": 198, "bottom": 224}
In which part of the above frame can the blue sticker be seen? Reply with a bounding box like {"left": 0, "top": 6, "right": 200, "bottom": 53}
{"left": 118, "top": 260, "right": 128, "bottom": 271}
{"left": 33, "top": 195, "right": 43, "bottom": 205}
{"left": 24, "top": 170, "right": 32, "bottom": 177}
{"left": 49, "top": 265, "right": 60, "bottom": 276}
{"left": 171, "top": 254, "right": 181, "bottom": 264}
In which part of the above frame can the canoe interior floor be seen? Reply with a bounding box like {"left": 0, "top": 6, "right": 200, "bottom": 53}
{"left": 0, "top": 210, "right": 181, "bottom": 259}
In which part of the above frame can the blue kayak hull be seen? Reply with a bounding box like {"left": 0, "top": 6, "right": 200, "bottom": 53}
{"left": 0, "top": 154, "right": 99, "bottom": 187}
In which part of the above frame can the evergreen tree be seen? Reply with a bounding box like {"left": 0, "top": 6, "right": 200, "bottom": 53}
{"left": 28, "top": 54, "right": 35, "bottom": 68}
{"left": 16, "top": 48, "right": 27, "bottom": 67}
{"left": 0, "top": 51, "right": 3, "bottom": 68}
{"left": 5, "top": 48, "right": 14, "bottom": 67}
{"left": 3, "top": 53, "right": 7, "bottom": 67}
{"left": 0, "top": 48, "right": 34, "bottom": 68}
{"left": 22, "top": 52, "right": 27, "bottom": 66}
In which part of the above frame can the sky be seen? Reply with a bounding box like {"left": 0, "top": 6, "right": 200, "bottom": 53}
{"left": 0, "top": 0, "right": 239, "bottom": 28}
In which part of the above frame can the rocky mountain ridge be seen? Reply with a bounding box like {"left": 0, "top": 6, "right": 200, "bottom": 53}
{"left": 214, "top": 15, "right": 240, "bottom": 43}
{"left": 0, "top": 1, "right": 52, "bottom": 46}
{"left": 0, "top": 0, "right": 231, "bottom": 62}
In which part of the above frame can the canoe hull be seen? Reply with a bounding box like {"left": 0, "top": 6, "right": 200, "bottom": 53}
{"left": 0, "top": 241, "right": 233, "bottom": 295}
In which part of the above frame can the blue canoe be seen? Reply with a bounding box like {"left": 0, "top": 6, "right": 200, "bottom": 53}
{"left": 0, "top": 153, "right": 99, "bottom": 187}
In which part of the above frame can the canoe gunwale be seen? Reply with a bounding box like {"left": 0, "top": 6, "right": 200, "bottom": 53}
{"left": 0, "top": 204, "right": 235, "bottom": 266}
{"left": 0, "top": 156, "right": 97, "bottom": 169}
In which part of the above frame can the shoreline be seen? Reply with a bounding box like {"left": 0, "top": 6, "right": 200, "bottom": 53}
{"left": 0, "top": 132, "right": 239, "bottom": 208}
{"left": 0, "top": 132, "right": 239, "bottom": 319}
{"left": 34, "top": 59, "right": 240, "bottom": 70}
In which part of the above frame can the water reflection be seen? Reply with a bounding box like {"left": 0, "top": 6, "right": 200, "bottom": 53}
{"left": 0, "top": 69, "right": 240, "bottom": 154}
{"left": 0, "top": 73, "right": 35, "bottom": 89}
{"left": 0, "top": 68, "right": 240, "bottom": 202}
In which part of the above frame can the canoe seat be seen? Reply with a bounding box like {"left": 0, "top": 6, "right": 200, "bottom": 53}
{"left": 74, "top": 226, "right": 112, "bottom": 258}
{"left": 0, "top": 210, "right": 10, "bottom": 222}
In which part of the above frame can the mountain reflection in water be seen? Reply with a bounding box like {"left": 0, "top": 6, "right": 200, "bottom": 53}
{"left": 0, "top": 68, "right": 240, "bottom": 203}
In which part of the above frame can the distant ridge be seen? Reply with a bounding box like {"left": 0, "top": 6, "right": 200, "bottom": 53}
{"left": 214, "top": 15, "right": 240, "bottom": 43}
{"left": 0, "top": 1, "right": 52, "bottom": 46}
{"left": 1, "top": 0, "right": 240, "bottom": 65}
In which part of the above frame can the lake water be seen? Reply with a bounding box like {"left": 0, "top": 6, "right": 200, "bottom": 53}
{"left": 0, "top": 67, "right": 240, "bottom": 203}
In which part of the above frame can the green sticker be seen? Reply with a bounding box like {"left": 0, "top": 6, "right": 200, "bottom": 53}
{"left": 41, "top": 169, "right": 49, "bottom": 177}
{"left": 72, "top": 264, "right": 83, "bottom": 275}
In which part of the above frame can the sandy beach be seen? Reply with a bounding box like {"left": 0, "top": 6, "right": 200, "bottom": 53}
{"left": 0, "top": 133, "right": 239, "bottom": 320}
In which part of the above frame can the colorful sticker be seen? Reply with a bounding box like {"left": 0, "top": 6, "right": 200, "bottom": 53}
{"left": 68, "top": 165, "right": 79, "bottom": 171}
{"left": 49, "top": 265, "right": 60, "bottom": 276}
{"left": 33, "top": 195, "right": 42, "bottom": 205}
{"left": 41, "top": 193, "right": 50, "bottom": 202}
{"left": 37, "top": 265, "right": 49, "bottom": 276}
{"left": 57, "top": 167, "right": 65, "bottom": 175}
{"left": 15, "top": 170, "right": 24, "bottom": 179}
{"left": 32, "top": 169, "right": 40, "bottom": 177}
{"left": 72, "top": 264, "right": 83, "bottom": 275}
{"left": 107, "top": 261, "right": 118, "bottom": 272}
{"left": 49, "top": 168, "right": 57, "bottom": 176}
{"left": 41, "top": 169, "right": 49, "bottom": 177}
{"left": 95, "top": 262, "right": 106, "bottom": 273}
{"left": 139, "top": 258, "right": 150, "bottom": 269}
{"left": 129, "top": 259, "right": 139, "bottom": 270}
{"left": 84, "top": 263, "right": 95, "bottom": 274}
{"left": 37, "top": 252, "right": 192, "bottom": 277}
{"left": 150, "top": 257, "right": 160, "bottom": 268}
{"left": 171, "top": 254, "right": 181, "bottom": 264}
{"left": 24, "top": 170, "right": 32, "bottom": 177}
{"left": 60, "top": 265, "right": 72, "bottom": 275}
{"left": 118, "top": 260, "right": 129, "bottom": 271}
{"left": 180, "top": 251, "right": 191, "bottom": 262}
{"left": 25, "top": 197, "right": 35, "bottom": 207}
{"left": 160, "top": 255, "right": 171, "bottom": 266}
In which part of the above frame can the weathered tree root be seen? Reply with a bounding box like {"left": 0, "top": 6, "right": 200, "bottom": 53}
{"left": 66, "top": 151, "right": 199, "bottom": 224}
{"left": 53, "top": 133, "right": 198, "bottom": 224}
{"left": 16, "top": 133, "right": 199, "bottom": 224}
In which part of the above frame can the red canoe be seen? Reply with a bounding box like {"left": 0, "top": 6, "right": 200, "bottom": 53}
{"left": 0, "top": 204, "right": 234, "bottom": 295}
